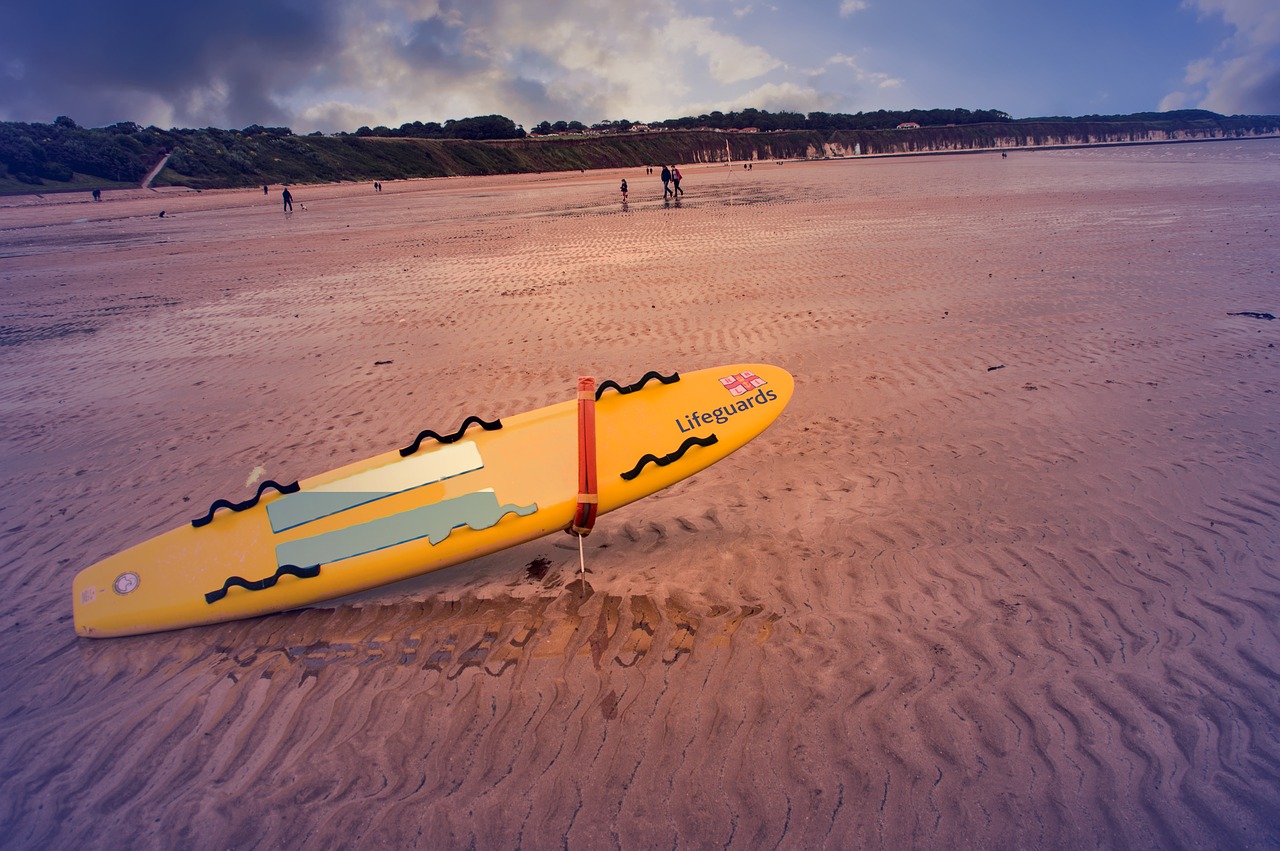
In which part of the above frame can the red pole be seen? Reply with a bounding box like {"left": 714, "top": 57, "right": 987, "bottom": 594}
{"left": 570, "top": 377, "right": 598, "bottom": 536}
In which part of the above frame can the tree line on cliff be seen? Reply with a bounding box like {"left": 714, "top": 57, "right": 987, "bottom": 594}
{"left": 350, "top": 107, "right": 1015, "bottom": 138}
{"left": 1, "top": 109, "right": 1276, "bottom": 194}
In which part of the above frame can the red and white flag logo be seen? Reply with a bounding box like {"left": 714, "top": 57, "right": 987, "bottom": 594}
{"left": 719, "top": 371, "right": 766, "bottom": 396}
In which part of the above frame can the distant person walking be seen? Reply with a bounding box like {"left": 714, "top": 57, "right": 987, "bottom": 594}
{"left": 620, "top": 178, "right": 628, "bottom": 201}
{"left": 660, "top": 165, "right": 672, "bottom": 198}
{"left": 263, "top": 184, "right": 269, "bottom": 195}
{"left": 282, "top": 186, "right": 293, "bottom": 212}
{"left": 671, "top": 166, "right": 683, "bottom": 197}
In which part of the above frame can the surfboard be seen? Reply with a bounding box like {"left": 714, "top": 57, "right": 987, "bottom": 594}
{"left": 72, "top": 363, "right": 794, "bottom": 637}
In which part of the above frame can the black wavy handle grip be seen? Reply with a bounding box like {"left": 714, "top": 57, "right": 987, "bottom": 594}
{"left": 192, "top": 480, "right": 300, "bottom": 528}
{"left": 620, "top": 434, "right": 719, "bottom": 481}
{"left": 205, "top": 563, "right": 321, "bottom": 604}
{"left": 400, "top": 415, "right": 502, "bottom": 457}
{"left": 595, "top": 370, "right": 680, "bottom": 399}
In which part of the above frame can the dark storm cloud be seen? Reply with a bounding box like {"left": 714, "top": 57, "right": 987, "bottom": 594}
{"left": 398, "top": 15, "right": 485, "bottom": 73}
{"left": 5, "top": 0, "right": 1277, "bottom": 137}
{"left": 1248, "top": 66, "right": 1280, "bottom": 112}
{"left": 0, "top": 0, "right": 343, "bottom": 128}
{"left": 1232, "top": 48, "right": 1280, "bottom": 113}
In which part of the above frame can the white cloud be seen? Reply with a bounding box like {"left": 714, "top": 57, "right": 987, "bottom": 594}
{"left": 311, "top": 1, "right": 785, "bottom": 128}
{"left": 1172, "top": 0, "right": 1280, "bottom": 113}
{"left": 730, "top": 81, "right": 834, "bottom": 113}
{"left": 1184, "top": 0, "right": 1280, "bottom": 45}
{"left": 822, "top": 53, "right": 903, "bottom": 90}
{"left": 663, "top": 16, "right": 781, "bottom": 84}
{"left": 839, "top": 0, "right": 868, "bottom": 17}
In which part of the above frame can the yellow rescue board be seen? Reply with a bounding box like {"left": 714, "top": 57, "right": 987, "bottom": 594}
{"left": 73, "top": 364, "right": 794, "bottom": 637}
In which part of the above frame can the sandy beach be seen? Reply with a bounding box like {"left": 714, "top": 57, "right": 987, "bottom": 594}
{"left": 2, "top": 140, "right": 1278, "bottom": 848}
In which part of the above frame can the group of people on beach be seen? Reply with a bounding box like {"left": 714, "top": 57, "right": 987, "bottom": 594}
{"left": 661, "top": 165, "right": 683, "bottom": 198}
{"left": 271, "top": 167, "right": 682, "bottom": 216}
{"left": 621, "top": 165, "right": 684, "bottom": 202}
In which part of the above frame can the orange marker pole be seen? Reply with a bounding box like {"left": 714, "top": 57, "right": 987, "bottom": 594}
{"left": 570, "top": 376, "right": 598, "bottom": 537}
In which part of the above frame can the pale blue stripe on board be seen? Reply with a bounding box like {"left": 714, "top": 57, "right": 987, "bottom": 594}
{"left": 275, "top": 490, "right": 537, "bottom": 568}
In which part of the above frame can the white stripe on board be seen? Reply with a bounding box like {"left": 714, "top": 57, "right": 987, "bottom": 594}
{"left": 267, "top": 441, "right": 484, "bottom": 532}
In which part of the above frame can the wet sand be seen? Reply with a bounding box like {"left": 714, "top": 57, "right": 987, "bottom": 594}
{"left": 2, "top": 141, "right": 1279, "bottom": 848}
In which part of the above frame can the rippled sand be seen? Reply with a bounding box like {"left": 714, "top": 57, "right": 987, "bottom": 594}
{"left": 2, "top": 140, "right": 1279, "bottom": 848}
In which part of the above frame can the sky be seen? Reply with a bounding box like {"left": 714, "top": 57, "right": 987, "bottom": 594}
{"left": 2, "top": 0, "right": 1278, "bottom": 133}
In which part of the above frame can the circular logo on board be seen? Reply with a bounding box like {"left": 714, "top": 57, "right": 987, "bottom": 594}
{"left": 113, "top": 572, "right": 140, "bottom": 595}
